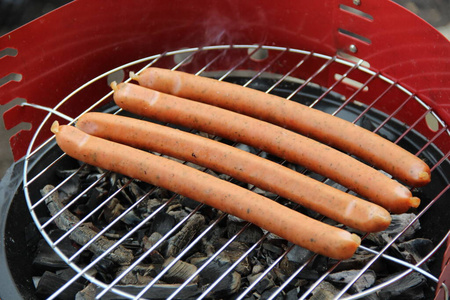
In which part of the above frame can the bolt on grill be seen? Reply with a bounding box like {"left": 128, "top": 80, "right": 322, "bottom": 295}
{"left": 21, "top": 45, "right": 449, "bottom": 299}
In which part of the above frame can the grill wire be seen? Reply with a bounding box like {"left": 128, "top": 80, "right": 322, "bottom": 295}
{"left": 21, "top": 45, "right": 449, "bottom": 299}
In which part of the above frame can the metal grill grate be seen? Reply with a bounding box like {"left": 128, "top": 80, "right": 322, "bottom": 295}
{"left": 22, "top": 45, "right": 449, "bottom": 299}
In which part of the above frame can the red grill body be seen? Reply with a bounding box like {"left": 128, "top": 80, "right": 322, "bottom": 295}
{"left": 1, "top": 0, "right": 449, "bottom": 161}
{"left": 0, "top": 0, "right": 449, "bottom": 299}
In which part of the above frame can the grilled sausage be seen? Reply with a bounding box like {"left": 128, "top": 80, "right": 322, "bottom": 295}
{"left": 132, "top": 67, "right": 431, "bottom": 187}
{"left": 112, "top": 82, "right": 420, "bottom": 213}
{"left": 51, "top": 121, "right": 361, "bottom": 260}
{"left": 76, "top": 112, "right": 391, "bottom": 232}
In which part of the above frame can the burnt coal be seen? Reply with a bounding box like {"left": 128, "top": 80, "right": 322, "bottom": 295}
{"left": 309, "top": 281, "right": 350, "bottom": 299}
{"left": 328, "top": 269, "right": 376, "bottom": 293}
{"left": 36, "top": 271, "right": 85, "bottom": 300}
{"left": 162, "top": 257, "right": 199, "bottom": 283}
{"left": 286, "top": 244, "right": 315, "bottom": 264}
{"left": 33, "top": 230, "right": 78, "bottom": 270}
{"left": 247, "top": 271, "right": 275, "bottom": 294}
{"left": 197, "top": 256, "right": 242, "bottom": 297}
{"left": 227, "top": 221, "right": 264, "bottom": 244}
{"left": 24, "top": 152, "right": 440, "bottom": 300}
{"left": 164, "top": 213, "right": 205, "bottom": 257}
{"left": 397, "top": 238, "right": 435, "bottom": 271}
{"left": 150, "top": 212, "right": 176, "bottom": 235}
{"left": 376, "top": 272, "right": 429, "bottom": 300}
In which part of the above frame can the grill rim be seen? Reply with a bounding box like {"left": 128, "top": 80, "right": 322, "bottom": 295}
{"left": 18, "top": 44, "right": 450, "bottom": 299}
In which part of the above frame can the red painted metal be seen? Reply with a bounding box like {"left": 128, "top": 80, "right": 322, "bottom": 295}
{"left": 0, "top": 0, "right": 449, "bottom": 161}
{"left": 436, "top": 235, "right": 450, "bottom": 300}
{"left": 0, "top": 0, "right": 449, "bottom": 297}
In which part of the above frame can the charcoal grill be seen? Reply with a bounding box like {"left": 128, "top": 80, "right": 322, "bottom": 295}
{"left": 0, "top": 1, "right": 449, "bottom": 299}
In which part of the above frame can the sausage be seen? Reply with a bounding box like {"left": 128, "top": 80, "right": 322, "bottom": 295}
{"left": 76, "top": 112, "right": 391, "bottom": 232}
{"left": 51, "top": 121, "right": 362, "bottom": 260}
{"left": 132, "top": 67, "right": 431, "bottom": 187}
{"left": 112, "top": 82, "right": 420, "bottom": 213}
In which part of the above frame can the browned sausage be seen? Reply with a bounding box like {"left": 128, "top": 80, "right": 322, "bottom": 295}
{"left": 133, "top": 67, "right": 431, "bottom": 187}
{"left": 112, "top": 82, "right": 420, "bottom": 213}
{"left": 51, "top": 121, "right": 362, "bottom": 260}
{"left": 76, "top": 112, "right": 391, "bottom": 232}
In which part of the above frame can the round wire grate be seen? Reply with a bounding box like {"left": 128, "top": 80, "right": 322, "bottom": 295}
{"left": 22, "top": 45, "right": 449, "bottom": 299}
